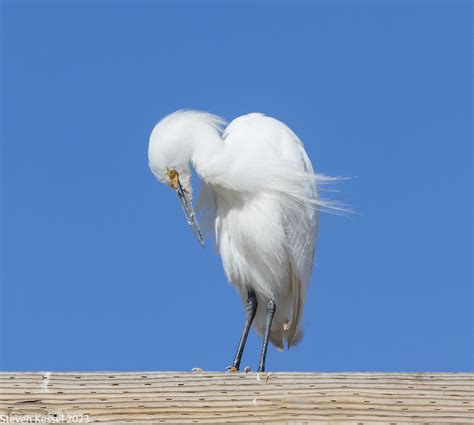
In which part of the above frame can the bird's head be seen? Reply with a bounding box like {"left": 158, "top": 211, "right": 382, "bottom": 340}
{"left": 148, "top": 112, "right": 204, "bottom": 247}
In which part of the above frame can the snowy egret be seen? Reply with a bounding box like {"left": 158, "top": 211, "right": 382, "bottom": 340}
{"left": 148, "top": 110, "right": 335, "bottom": 372}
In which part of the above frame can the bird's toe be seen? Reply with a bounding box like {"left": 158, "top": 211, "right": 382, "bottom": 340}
{"left": 191, "top": 367, "right": 204, "bottom": 372}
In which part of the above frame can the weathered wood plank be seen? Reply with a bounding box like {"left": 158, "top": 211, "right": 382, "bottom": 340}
{"left": 0, "top": 372, "right": 472, "bottom": 424}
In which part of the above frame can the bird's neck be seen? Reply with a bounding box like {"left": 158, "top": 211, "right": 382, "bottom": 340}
{"left": 189, "top": 126, "right": 226, "bottom": 185}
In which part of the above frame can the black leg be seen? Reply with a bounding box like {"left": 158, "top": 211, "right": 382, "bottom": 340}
{"left": 257, "top": 300, "right": 276, "bottom": 372}
{"left": 231, "top": 289, "right": 258, "bottom": 371}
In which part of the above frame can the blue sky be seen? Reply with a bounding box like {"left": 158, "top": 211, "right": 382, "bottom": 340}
{"left": 1, "top": 1, "right": 472, "bottom": 372}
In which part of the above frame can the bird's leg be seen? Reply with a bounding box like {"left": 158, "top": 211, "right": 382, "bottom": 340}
{"left": 231, "top": 288, "right": 257, "bottom": 371}
{"left": 257, "top": 300, "right": 276, "bottom": 373}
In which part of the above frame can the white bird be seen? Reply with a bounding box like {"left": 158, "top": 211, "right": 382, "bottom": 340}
{"left": 148, "top": 110, "right": 336, "bottom": 372}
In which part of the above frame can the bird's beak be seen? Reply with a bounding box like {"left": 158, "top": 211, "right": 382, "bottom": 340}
{"left": 169, "top": 170, "right": 205, "bottom": 247}
{"left": 176, "top": 180, "right": 205, "bottom": 247}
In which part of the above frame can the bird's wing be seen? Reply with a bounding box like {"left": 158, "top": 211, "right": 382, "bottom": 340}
{"left": 279, "top": 126, "right": 319, "bottom": 347}
{"left": 224, "top": 113, "right": 320, "bottom": 347}
{"left": 223, "top": 112, "right": 319, "bottom": 281}
{"left": 224, "top": 113, "right": 319, "bottom": 280}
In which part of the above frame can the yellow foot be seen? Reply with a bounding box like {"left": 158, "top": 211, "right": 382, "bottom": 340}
{"left": 226, "top": 366, "right": 238, "bottom": 373}
{"left": 191, "top": 367, "right": 203, "bottom": 372}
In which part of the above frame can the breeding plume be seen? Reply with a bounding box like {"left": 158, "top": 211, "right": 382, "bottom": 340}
{"left": 148, "top": 110, "right": 332, "bottom": 372}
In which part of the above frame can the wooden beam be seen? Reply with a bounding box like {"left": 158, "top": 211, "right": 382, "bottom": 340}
{"left": 1, "top": 372, "right": 473, "bottom": 423}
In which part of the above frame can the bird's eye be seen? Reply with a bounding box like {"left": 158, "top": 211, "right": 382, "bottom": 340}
{"left": 166, "top": 169, "right": 179, "bottom": 190}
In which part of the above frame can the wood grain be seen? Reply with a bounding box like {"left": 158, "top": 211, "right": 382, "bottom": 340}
{"left": 0, "top": 372, "right": 472, "bottom": 424}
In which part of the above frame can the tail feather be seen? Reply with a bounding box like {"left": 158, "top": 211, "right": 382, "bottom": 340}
{"left": 283, "top": 265, "right": 305, "bottom": 349}
{"left": 270, "top": 331, "right": 284, "bottom": 351}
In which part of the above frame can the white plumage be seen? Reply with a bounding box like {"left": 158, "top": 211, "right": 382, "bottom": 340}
{"left": 148, "top": 110, "right": 335, "bottom": 370}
